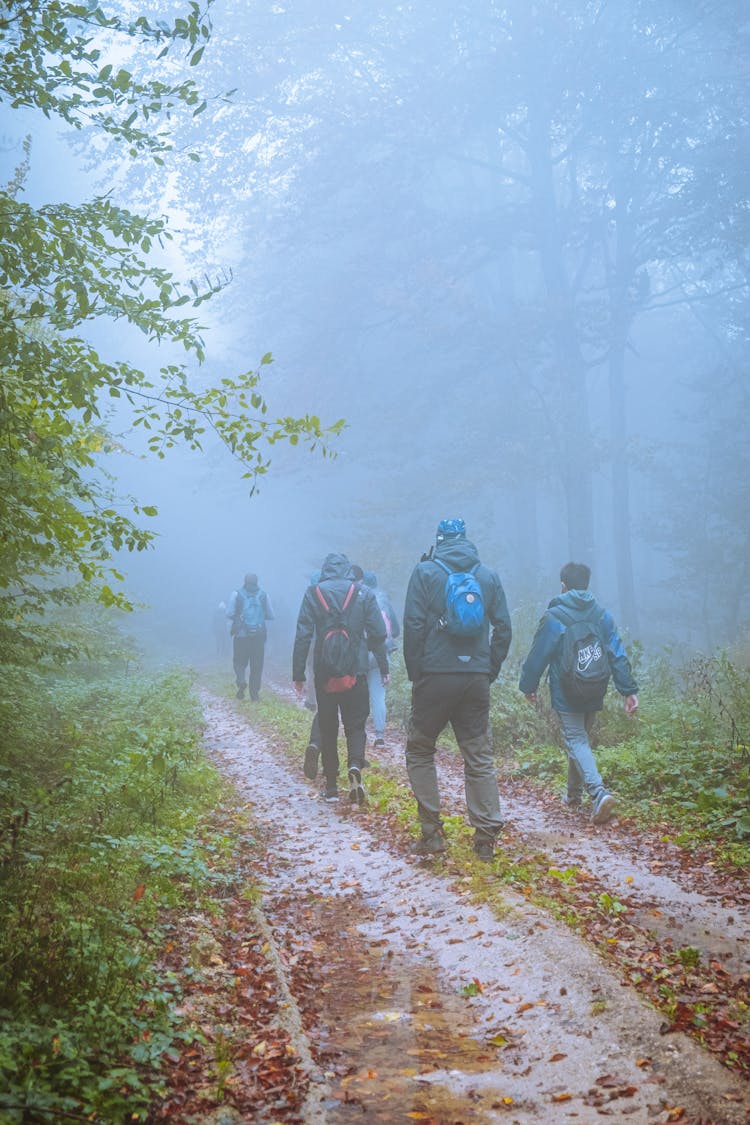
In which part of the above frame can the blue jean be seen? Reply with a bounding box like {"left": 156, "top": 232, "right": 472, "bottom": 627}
{"left": 557, "top": 711, "right": 605, "bottom": 801}
{"left": 367, "top": 654, "right": 386, "bottom": 736}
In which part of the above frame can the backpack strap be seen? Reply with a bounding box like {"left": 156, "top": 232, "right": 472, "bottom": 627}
{"left": 315, "top": 583, "right": 355, "bottom": 614}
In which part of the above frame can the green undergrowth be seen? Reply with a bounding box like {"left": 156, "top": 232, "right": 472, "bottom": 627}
{"left": 505, "top": 652, "right": 750, "bottom": 865}
{"left": 0, "top": 653, "right": 251, "bottom": 1122}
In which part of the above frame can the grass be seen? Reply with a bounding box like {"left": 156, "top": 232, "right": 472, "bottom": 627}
{"left": 0, "top": 654, "right": 254, "bottom": 1122}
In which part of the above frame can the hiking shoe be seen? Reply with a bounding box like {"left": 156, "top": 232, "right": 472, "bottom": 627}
{"left": 236, "top": 685, "right": 245, "bottom": 700}
{"left": 591, "top": 791, "right": 617, "bottom": 825}
{"left": 563, "top": 794, "right": 583, "bottom": 811}
{"left": 473, "top": 835, "right": 496, "bottom": 863}
{"left": 320, "top": 786, "right": 339, "bottom": 803}
{"left": 373, "top": 737, "right": 386, "bottom": 749}
{"left": 348, "top": 766, "right": 366, "bottom": 806}
{"left": 303, "top": 743, "right": 319, "bottom": 780}
{"left": 410, "top": 829, "right": 447, "bottom": 856}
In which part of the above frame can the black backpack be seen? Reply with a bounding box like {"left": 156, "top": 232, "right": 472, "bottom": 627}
{"left": 315, "top": 583, "right": 358, "bottom": 693}
{"left": 556, "top": 611, "right": 610, "bottom": 707}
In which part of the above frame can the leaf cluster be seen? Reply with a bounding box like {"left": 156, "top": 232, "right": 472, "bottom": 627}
{"left": 0, "top": 2, "right": 344, "bottom": 649}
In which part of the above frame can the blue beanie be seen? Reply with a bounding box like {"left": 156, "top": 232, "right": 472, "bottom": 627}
{"left": 436, "top": 518, "right": 466, "bottom": 543}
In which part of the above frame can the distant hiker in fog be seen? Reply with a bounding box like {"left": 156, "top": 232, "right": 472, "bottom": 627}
{"left": 226, "top": 573, "right": 274, "bottom": 701}
{"left": 293, "top": 553, "right": 388, "bottom": 805}
{"left": 213, "top": 600, "right": 230, "bottom": 658}
{"left": 519, "top": 561, "right": 638, "bottom": 825}
{"left": 362, "top": 570, "right": 400, "bottom": 752}
{"left": 403, "top": 518, "right": 512, "bottom": 863}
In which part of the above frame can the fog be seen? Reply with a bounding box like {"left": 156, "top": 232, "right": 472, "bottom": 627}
{"left": 6, "top": 1, "right": 750, "bottom": 667}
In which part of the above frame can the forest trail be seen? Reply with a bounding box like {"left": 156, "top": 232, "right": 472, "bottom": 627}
{"left": 154, "top": 689, "right": 749, "bottom": 1124}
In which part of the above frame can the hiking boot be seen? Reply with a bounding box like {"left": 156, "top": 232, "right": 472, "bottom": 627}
{"left": 563, "top": 794, "right": 583, "bottom": 811}
{"left": 348, "top": 766, "right": 366, "bottom": 806}
{"left": 473, "top": 835, "right": 496, "bottom": 863}
{"left": 410, "top": 829, "right": 447, "bottom": 856}
{"left": 303, "top": 743, "right": 319, "bottom": 780}
{"left": 320, "top": 785, "right": 339, "bottom": 803}
{"left": 236, "top": 685, "right": 245, "bottom": 700}
{"left": 591, "top": 791, "right": 617, "bottom": 825}
{"left": 373, "top": 737, "right": 386, "bottom": 749}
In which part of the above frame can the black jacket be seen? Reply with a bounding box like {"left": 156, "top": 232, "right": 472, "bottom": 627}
{"left": 292, "top": 553, "right": 388, "bottom": 681}
{"left": 403, "top": 538, "right": 512, "bottom": 682}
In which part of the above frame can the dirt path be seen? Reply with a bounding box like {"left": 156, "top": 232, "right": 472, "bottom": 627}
{"left": 183, "top": 689, "right": 749, "bottom": 1125}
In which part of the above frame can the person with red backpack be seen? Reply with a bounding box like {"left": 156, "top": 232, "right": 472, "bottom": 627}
{"left": 519, "top": 561, "right": 639, "bottom": 825}
{"left": 293, "top": 553, "right": 389, "bottom": 804}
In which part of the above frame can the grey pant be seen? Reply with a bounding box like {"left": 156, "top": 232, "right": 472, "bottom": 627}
{"left": 405, "top": 673, "right": 502, "bottom": 839}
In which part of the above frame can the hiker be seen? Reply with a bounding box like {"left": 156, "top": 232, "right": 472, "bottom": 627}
{"left": 362, "top": 570, "right": 400, "bottom": 750}
{"left": 226, "top": 573, "right": 274, "bottom": 701}
{"left": 402, "top": 518, "right": 512, "bottom": 862}
{"left": 518, "top": 561, "right": 638, "bottom": 825}
{"left": 212, "top": 600, "right": 230, "bottom": 658}
{"left": 293, "top": 553, "right": 389, "bottom": 804}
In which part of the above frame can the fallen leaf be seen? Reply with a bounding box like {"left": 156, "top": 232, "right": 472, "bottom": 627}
{"left": 549, "top": 1052, "right": 567, "bottom": 1062}
{"left": 133, "top": 883, "right": 146, "bottom": 902}
{"left": 551, "top": 1092, "right": 573, "bottom": 1102}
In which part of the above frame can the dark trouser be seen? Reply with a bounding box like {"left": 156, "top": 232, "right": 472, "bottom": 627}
{"left": 233, "top": 632, "right": 266, "bottom": 698}
{"left": 314, "top": 674, "right": 370, "bottom": 787}
{"left": 405, "top": 672, "right": 502, "bottom": 839}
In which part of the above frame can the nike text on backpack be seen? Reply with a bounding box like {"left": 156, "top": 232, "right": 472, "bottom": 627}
{"left": 234, "top": 589, "right": 264, "bottom": 634}
{"left": 434, "top": 560, "right": 485, "bottom": 636}
{"left": 558, "top": 616, "right": 610, "bottom": 706}
{"left": 315, "top": 583, "right": 358, "bottom": 693}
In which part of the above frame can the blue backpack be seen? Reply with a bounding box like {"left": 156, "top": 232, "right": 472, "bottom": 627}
{"left": 434, "top": 560, "right": 485, "bottom": 636}
{"left": 237, "top": 589, "right": 265, "bottom": 633}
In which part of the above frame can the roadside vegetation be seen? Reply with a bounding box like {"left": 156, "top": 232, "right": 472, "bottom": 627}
{"left": 2, "top": 631, "right": 749, "bottom": 1117}
{"left": 0, "top": 614, "right": 252, "bottom": 1122}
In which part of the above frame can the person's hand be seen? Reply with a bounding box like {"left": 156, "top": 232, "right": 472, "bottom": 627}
{"left": 624, "top": 693, "right": 638, "bottom": 715}
{"left": 524, "top": 692, "right": 537, "bottom": 704}
{"left": 293, "top": 681, "right": 306, "bottom": 699}
{"left": 382, "top": 673, "right": 390, "bottom": 686}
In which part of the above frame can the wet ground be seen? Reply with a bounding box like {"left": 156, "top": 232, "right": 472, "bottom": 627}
{"left": 197, "top": 689, "right": 749, "bottom": 1124}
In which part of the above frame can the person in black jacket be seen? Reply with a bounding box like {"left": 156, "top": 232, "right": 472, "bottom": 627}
{"left": 293, "top": 553, "right": 389, "bottom": 804}
{"left": 403, "top": 519, "right": 512, "bottom": 862}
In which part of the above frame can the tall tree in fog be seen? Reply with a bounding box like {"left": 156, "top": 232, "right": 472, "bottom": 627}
{"left": 114, "top": 0, "right": 750, "bottom": 641}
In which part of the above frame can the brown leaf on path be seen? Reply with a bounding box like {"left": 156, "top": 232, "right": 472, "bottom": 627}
{"left": 548, "top": 1052, "right": 567, "bottom": 1062}
{"left": 551, "top": 1092, "right": 573, "bottom": 1102}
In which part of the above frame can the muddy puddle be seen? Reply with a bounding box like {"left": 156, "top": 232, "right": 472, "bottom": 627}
{"left": 273, "top": 891, "right": 514, "bottom": 1123}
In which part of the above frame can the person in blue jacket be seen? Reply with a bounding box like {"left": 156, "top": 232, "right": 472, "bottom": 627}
{"left": 403, "top": 518, "right": 512, "bottom": 862}
{"left": 519, "top": 561, "right": 638, "bottom": 825}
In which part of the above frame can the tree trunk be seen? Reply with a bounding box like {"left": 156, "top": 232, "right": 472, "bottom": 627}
{"left": 526, "top": 99, "right": 595, "bottom": 566}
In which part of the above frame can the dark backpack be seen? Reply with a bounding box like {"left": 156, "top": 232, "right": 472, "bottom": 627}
{"left": 315, "top": 583, "right": 358, "bottom": 693}
{"left": 557, "top": 612, "right": 610, "bottom": 707}
{"left": 434, "top": 560, "right": 485, "bottom": 636}
{"left": 234, "top": 589, "right": 264, "bottom": 633}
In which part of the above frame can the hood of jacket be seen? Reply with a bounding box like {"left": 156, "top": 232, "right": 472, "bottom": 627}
{"left": 547, "top": 589, "right": 596, "bottom": 618}
{"left": 319, "top": 552, "right": 354, "bottom": 581}
{"left": 433, "top": 538, "right": 481, "bottom": 571}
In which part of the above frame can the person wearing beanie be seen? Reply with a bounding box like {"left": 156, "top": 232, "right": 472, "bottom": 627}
{"left": 403, "top": 518, "right": 512, "bottom": 862}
